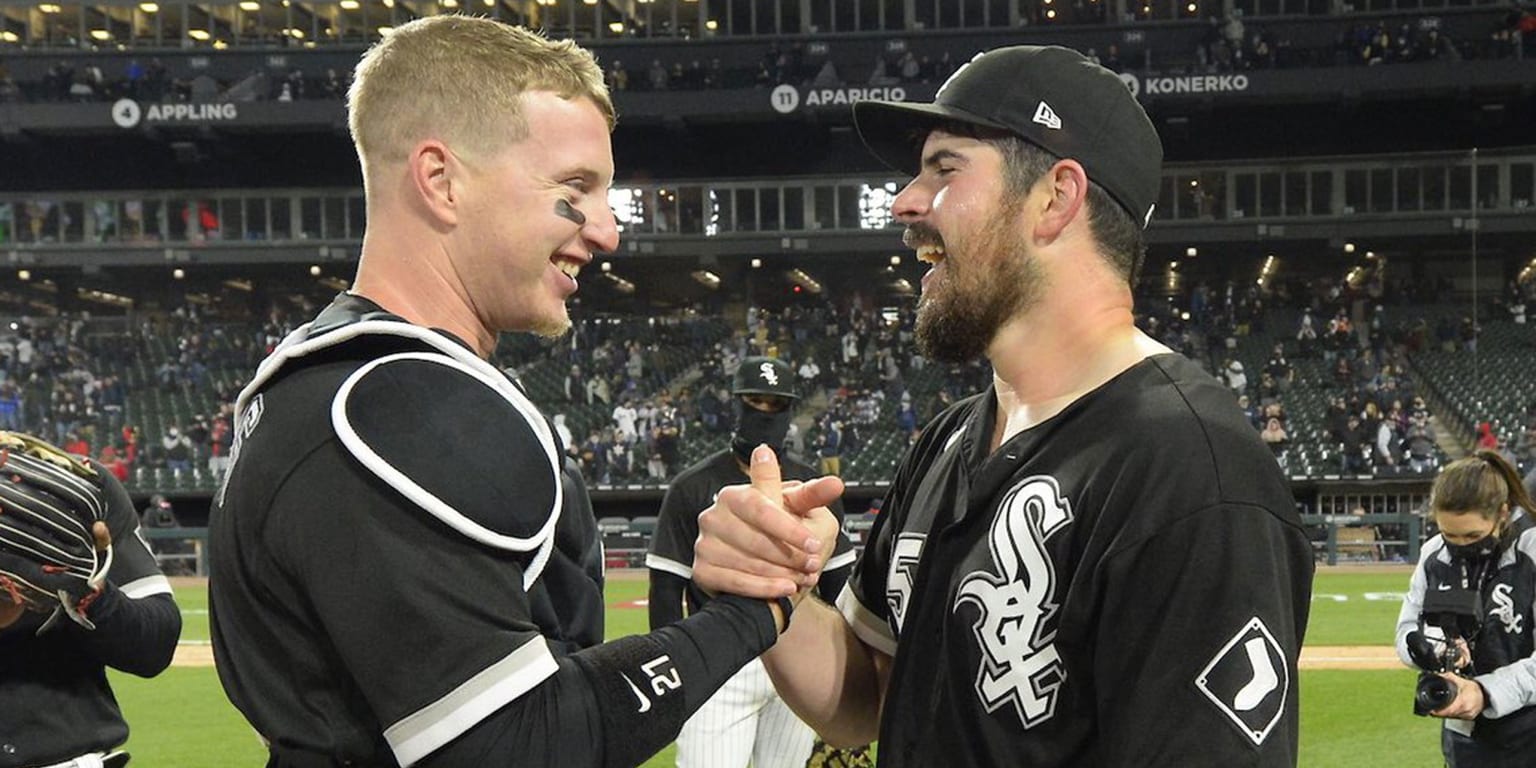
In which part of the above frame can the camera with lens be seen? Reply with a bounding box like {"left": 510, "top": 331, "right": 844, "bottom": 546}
{"left": 1406, "top": 587, "right": 1482, "bottom": 716}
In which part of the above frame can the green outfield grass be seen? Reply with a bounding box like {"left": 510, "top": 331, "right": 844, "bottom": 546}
{"left": 113, "top": 569, "right": 1441, "bottom": 767}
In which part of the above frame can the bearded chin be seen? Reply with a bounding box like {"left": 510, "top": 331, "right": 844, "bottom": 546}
{"left": 914, "top": 249, "right": 1041, "bottom": 364}
{"left": 915, "top": 290, "right": 998, "bottom": 363}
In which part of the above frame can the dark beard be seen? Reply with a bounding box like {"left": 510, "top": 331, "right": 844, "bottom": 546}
{"left": 913, "top": 215, "right": 1041, "bottom": 364}
{"left": 915, "top": 288, "right": 1001, "bottom": 363}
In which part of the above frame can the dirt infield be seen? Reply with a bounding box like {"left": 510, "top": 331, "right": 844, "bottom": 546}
{"left": 171, "top": 643, "right": 1404, "bottom": 670}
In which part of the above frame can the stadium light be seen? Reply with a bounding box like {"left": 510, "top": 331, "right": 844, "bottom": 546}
{"left": 239, "top": 1, "right": 260, "bottom": 10}
{"left": 1344, "top": 242, "right": 1356, "bottom": 254}
{"left": 1186, "top": 247, "right": 1198, "bottom": 257}
{"left": 600, "top": 261, "right": 612, "bottom": 273}
{"left": 309, "top": 265, "right": 322, "bottom": 277}
{"left": 441, "top": 0, "right": 459, "bottom": 7}
{"left": 17, "top": 270, "right": 30, "bottom": 281}
{"left": 0, "top": 31, "right": 17, "bottom": 42}
{"left": 705, "top": 19, "right": 718, "bottom": 30}
{"left": 188, "top": 29, "right": 211, "bottom": 41}
{"left": 1046, "top": 9, "right": 1056, "bottom": 18}
{"left": 608, "top": 21, "right": 624, "bottom": 33}
{"left": 890, "top": 255, "right": 901, "bottom": 266}
{"left": 376, "top": 26, "right": 394, "bottom": 35}
{"left": 750, "top": 258, "right": 762, "bottom": 269}
{"left": 339, "top": 0, "right": 360, "bottom": 8}
{"left": 90, "top": 29, "right": 112, "bottom": 40}
{"left": 138, "top": 2, "right": 159, "bottom": 12}
{"left": 38, "top": 4, "right": 62, "bottom": 14}
{"left": 172, "top": 268, "right": 186, "bottom": 280}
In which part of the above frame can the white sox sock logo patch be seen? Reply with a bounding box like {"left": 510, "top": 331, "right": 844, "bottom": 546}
{"left": 1197, "top": 617, "right": 1288, "bottom": 746}
{"left": 953, "top": 475, "right": 1071, "bottom": 729}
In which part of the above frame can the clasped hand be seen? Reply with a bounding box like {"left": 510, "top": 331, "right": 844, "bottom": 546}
{"left": 693, "top": 445, "right": 844, "bottom": 606}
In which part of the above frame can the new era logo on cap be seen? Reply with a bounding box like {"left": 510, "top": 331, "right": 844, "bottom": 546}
{"left": 1032, "top": 101, "right": 1062, "bottom": 130}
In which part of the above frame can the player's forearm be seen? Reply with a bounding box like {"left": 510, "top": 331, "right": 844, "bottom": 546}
{"left": 647, "top": 572, "right": 687, "bottom": 630}
{"left": 762, "top": 596, "right": 885, "bottom": 748}
{"left": 73, "top": 588, "right": 182, "bottom": 676}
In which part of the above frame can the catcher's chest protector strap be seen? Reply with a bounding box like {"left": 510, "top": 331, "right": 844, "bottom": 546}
{"left": 237, "top": 320, "right": 563, "bottom": 589}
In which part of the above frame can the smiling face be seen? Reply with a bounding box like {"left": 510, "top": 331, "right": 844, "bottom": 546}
{"left": 455, "top": 91, "right": 618, "bottom": 338}
{"left": 895, "top": 129, "right": 1044, "bottom": 364}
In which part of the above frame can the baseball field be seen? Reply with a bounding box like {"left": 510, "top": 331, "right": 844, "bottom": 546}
{"left": 111, "top": 567, "right": 1441, "bottom": 767}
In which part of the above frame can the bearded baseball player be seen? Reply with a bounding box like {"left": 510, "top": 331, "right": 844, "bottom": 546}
{"left": 646, "top": 357, "right": 862, "bottom": 768}
{"left": 0, "top": 431, "right": 181, "bottom": 768}
{"left": 689, "top": 45, "right": 1314, "bottom": 766}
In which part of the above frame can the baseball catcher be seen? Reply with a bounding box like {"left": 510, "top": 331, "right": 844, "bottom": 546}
{"left": 0, "top": 430, "right": 114, "bottom": 632}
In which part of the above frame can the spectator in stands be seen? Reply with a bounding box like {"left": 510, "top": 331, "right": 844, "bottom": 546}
{"left": 563, "top": 363, "right": 583, "bottom": 401}
{"left": 1478, "top": 421, "right": 1501, "bottom": 451}
{"left": 162, "top": 425, "right": 192, "bottom": 475}
{"left": 815, "top": 418, "right": 842, "bottom": 477}
{"left": 1296, "top": 309, "right": 1318, "bottom": 356}
{"left": 1402, "top": 413, "right": 1439, "bottom": 474}
{"left": 1374, "top": 416, "right": 1401, "bottom": 470}
{"left": 1339, "top": 413, "right": 1370, "bottom": 473}
{"left": 1237, "top": 393, "right": 1261, "bottom": 429}
{"left": 1223, "top": 359, "right": 1248, "bottom": 394}
{"left": 1260, "top": 417, "right": 1289, "bottom": 455}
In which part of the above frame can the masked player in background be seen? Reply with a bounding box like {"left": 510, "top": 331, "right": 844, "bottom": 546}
{"left": 647, "top": 356, "right": 865, "bottom": 768}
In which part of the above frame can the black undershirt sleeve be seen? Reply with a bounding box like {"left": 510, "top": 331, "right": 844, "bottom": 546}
{"left": 647, "top": 570, "right": 688, "bottom": 630}
{"left": 68, "top": 587, "right": 181, "bottom": 677}
{"left": 421, "top": 594, "right": 778, "bottom": 768}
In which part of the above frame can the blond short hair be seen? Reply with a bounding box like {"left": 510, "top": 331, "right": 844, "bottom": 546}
{"left": 347, "top": 15, "right": 614, "bottom": 179}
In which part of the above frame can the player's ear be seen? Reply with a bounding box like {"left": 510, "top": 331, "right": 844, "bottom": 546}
{"left": 1032, "top": 159, "right": 1087, "bottom": 241}
{"left": 409, "top": 139, "right": 460, "bottom": 227}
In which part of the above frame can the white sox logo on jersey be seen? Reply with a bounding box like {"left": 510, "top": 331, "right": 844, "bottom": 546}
{"left": 953, "top": 475, "right": 1072, "bottom": 729}
{"left": 1491, "top": 583, "right": 1524, "bottom": 635}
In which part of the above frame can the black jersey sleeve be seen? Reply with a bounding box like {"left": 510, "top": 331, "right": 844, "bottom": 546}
{"left": 1087, "top": 503, "right": 1312, "bottom": 766}
{"left": 68, "top": 467, "right": 180, "bottom": 677}
{"left": 644, "top": 472, "right": 704, "bottom": 581}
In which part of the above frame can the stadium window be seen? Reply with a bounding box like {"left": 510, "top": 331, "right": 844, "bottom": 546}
{"left": 1369, "top": 169, "right": 1393, "bottom": 214}
{"left": 1284, "top": 172, "right": 1307, "bottom": 217}
{"left": 1397, "top": 167, "right": 1421, "bottom": 213}
{"left": 1422, "top": 166, "right": 1447, "bottom": 212}
{"left": 782, "top": 187, "right": 804, "bottom": 231}
{"left": 1512, "top": 163, "right": 1534, "bottom": 210}
{"left": 1310, "top": 171, "right": 1333, "bottom": 216}
{"left": 759, "top": 188, "right": 781, "bottom": 231}
{"left": 1258, "top": 172, "right": 1280, "bottom": 218}
{"left": 811, "top": 185, "right": 836, "bottom": 231}
{"left": 269, "top": 197, "right": 292, "bottom": 240}
{"left": 734, "top": 188, "right": 759, "bottom": 232}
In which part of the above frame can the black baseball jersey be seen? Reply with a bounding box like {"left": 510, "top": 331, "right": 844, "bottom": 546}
{"left": 1396, "top": 512, "right": 1536, "bottom": 751}
{"left": 210, "top": 295, "right": 605, "bottom": 766}
{"left": 839, "top": 353, "right": 1312, "bottom": 767}
{"left": 0, "top": 469, "right": 180, "bottom": 768}
{"left": 646, "top": 450, "right": 856, "bottom": 616}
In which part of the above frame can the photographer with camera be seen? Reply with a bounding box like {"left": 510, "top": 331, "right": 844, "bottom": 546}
{"left": 1395, "top": 450, "right": 1536, "bottom": 766}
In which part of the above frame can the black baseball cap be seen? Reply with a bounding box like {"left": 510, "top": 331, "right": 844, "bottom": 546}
{"left": 731, "top": 357, "right": 798, "bottom": 400}
{"left": 853, "top": 45, "right": 1163, "bottom": 229}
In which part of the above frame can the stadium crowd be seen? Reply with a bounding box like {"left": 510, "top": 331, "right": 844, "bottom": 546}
{"left": 0, "top": 260, "right": 1531, "bottom": 496}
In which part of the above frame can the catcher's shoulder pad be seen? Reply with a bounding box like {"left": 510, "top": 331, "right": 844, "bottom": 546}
{"left": 331, "top": 351, "right": 562, "bottom": 553}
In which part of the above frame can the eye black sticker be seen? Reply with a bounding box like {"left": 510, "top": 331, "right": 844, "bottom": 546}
{"left": 554, "top": 199, "right": 586, "bottom": 226}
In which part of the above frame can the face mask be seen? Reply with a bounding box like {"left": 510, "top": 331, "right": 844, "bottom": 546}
{"left": 731, "top": 399, "right": 793, "bottom": 465}
{"left": 1446, "top": 533, "right": 1498, "bottom": 562}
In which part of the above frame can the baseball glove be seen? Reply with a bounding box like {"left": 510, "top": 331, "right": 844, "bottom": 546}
{"left": 805, "top": 740, "right": 875, "bottom": 768}
{"left": 0, "top": 431, "right": 113, "bottom": 631}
